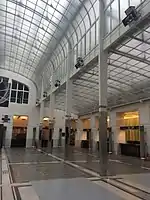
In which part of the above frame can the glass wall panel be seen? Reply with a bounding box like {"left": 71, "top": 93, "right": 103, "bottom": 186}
{"left": 120, "top": 0, "right": 129, "bottom": 20}
{"left": 86, "top": 31, "right": 90, "bottom": 54}
{"left": 91, "top": 25, "right": 96, "bottom": 49}
{"left": 130, "top": 0, "right": 141, "bottom": 6}
{"left": 105, "top": 6, "right": 111, "bottom": 34}
{"left": 111, "top": 0, "right": 119, "bottom": 30}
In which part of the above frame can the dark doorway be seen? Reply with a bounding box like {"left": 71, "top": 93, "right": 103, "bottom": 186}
{"left": 11, "top": 116, "right": 28, "bottom": 147}
{"left": 0, "top": 124, "right": 6, "bottom": 148}
{"left": 32, "top": 127, "right": 36, "bottom": 146}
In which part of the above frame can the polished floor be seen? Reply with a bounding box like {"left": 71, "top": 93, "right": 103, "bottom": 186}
{"left": 1, "top": 147, "right": 150, "bottom": 200}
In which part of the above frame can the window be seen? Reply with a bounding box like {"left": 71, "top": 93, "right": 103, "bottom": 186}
{"left": 12, "top": 80, "right": 17, "bottom": 89}
{"left": 10, "top": 90, "right": 16, "bottom": 103}
{"left": 10, "top": 80, "right": 29, "bottom": 104}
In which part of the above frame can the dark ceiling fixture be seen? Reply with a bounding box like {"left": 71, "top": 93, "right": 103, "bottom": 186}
{"left": 36, "top": 99, "right": 39, "bottom": 105}
{"left": 55, "top": 80, "right": 60, "bottom": 87}
{"left": 43, "top": 91, "right": 47, "bottom": 98}
{"left": 75, "top": 57, "right": 84, "bottom": 69}
{"left": 122, "top": 6, "right": 140, "bottom": 27}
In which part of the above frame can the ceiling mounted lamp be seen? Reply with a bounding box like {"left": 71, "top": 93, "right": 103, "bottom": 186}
{"left": 122, "top": 6, "right": 140, "bottom": 27}
{"left": 36, "top": 98, "right": 40, "bottom": 105}
{"left": 13, "top": 115, "right": 18, "bottom": 120}
{"left": 43, "top": 91, "right": 47, "bottom": 98}
{"left": 75, "top": 57, "right": 84, "bottom": 69}
{"left": 55, "top": 80, "right": 60, "bottom": 87}
{"left": 43, "top": 117, "right": 49, "bottom": 121}
{"left": 20, "top": 116, "right": 28, "bottom": 120}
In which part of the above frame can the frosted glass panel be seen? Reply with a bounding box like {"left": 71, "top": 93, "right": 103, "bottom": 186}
{"left": 111, "top": 0, "right": 119, "bottom": 30}
{"left": 120, "top": 0, "right": 129, "bottom": 20}
{"left": 130, "top": 0, "right": 141, "bottom": 6}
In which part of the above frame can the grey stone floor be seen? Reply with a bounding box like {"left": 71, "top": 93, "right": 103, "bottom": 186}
{"left": 32, "top": 178, "right": 125, "bottom": 200}
{"left": 2, "top": 147, "right": 150, "bottom": 200}
{"left": 45, "top": 147, "right": 150, "bottom": 175}
{"left": 10, "top": 163, "right": 91, "bottom": 183}
{"left": 6, "top": 148, "right": 57, "bottom": 163}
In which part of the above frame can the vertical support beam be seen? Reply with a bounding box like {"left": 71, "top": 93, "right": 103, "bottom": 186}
{"left": 49, "top": 71, "right": 56, "bottom": 150}
{"left": 40, "top": 78, "right": 44, "bottom": 124}
{"left": 39, "top": 78, "right": 44, "bottom": 148}
{"left": 76, "top": 118, "right": 83, "bottom": 148}
{"left": 90, "top": 115, "right": 97, "bottom": 152}
{"left": 140, "top": 125, "right": 146, "bottom": 159}
{"left": 139, "top": 105, "right": 150, "bottom": 158}
{"left": 98, "top": 0, "right": 108, "bottom": 176}
{"left": 65, "top": 43, "right": 73, "bottom": 155}
{"left": 49, "top": 72, "right": 55, "bottom": 120}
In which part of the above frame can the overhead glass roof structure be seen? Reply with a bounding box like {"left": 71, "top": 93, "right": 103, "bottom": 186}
{"left": 1, "top": 0, "right": 150, "bottom": 115}
{"left": 0, "top": 0, "right": 83, "bottom": 79}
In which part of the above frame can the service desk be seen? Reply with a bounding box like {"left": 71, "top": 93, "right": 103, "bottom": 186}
{"left": 120, "top": 143, "right": 140, "bottom": 157}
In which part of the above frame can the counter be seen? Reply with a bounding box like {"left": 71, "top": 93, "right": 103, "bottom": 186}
{"left": 120, "top": 143, "right": 140, "bottom": 157}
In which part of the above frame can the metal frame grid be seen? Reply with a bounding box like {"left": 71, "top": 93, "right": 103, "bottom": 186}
{"left": 0, "top": 0, "right": 84, "bottom": 80}
{"left": 55, "top": 20, "right": 150, "bottom": 115}
{"left": 1, "top": 0, "right": 150, "bottom": 115}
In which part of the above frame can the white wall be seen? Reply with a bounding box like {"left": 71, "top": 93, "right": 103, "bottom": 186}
{"left": 0, "top": 69, "right": 39, "bottom": 147}
{"left": 44, "top": 107, "right": 78, "bottom": 147}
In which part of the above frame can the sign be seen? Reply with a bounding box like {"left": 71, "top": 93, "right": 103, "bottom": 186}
{"left": 2, "top": 115, "right": 10, "bottom": 123}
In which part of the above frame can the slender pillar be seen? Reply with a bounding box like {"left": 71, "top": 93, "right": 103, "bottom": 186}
{"left": 90, "top": 115, "right": 97, "bottom": 152}
{"left": 49, "top": 73, "right": 56, "bottom": 149}
{"left": 140, "top": 125, "right": 146, "bottom": 159}
{"left": 76, "top": 119, "right": 83, "bottom": 148}
{"left": 40, "top": 78, "right": 44, "bottom": 124}
{"left": 39, "top": 78, "right": 44, "bottom": 148}
{"left": 49, "top": 73, "right": 55, "bottom": 120}
{"left": 98, "top": 0, "right": 108, "bottom": 176}
{"left": 139, "top": 105, "right": 150, "bottom": 158}
{"left": 65, "top": 43, "right": 73, "bottom": 156}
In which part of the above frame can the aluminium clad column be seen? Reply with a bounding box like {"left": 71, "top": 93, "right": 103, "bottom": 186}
{"left": 39, "top": 77, "right": 44, "bottom": 148}
{"left": 65, "top": 43, "right": 73, "bottom": 157}
{"left": 98, "top": 0, "right": 108, "bottom": 176}
{"left": 49, "top": 72, "right": 56, "bottom": 149}
{"left": 40, "top": 78, "right": 44, "bottom": 123}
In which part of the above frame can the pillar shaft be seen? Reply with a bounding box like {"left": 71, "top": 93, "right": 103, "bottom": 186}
{"left": 98, "top": 0, "right": 108, "bottom": 176}
{"left": 90, "top": 115, "right": 97, "bottom": 152}
{"left": 40, "top": 78, "right": 44, "bottom": 123}
{"left": 65, "top": 43, "right": 73, "bottom": 149}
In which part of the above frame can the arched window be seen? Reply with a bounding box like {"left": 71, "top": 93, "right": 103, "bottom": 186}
{"left": 10, "top": 80, "right": 29, "bottom": 104}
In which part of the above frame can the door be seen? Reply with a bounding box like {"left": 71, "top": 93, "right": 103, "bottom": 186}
{"left": 0, "top": 124, "right": 5, "bottom": 148}
{"left": 32, "top": 127, "right": 36, "bottom": 146}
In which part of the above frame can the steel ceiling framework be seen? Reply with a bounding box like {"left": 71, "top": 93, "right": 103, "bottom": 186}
{"left": 0, "top": 0, "right": 86, "bottom": 79}
{"left": 54, "top": 0, "right": 150, "bottom": 115}
{"left": 1, "top": 0, "right": 150, "bottom": 115}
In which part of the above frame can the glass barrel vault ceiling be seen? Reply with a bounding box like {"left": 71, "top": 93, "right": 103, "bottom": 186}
{"left": 0, "top": 0, "right": 83, "bottom": 79}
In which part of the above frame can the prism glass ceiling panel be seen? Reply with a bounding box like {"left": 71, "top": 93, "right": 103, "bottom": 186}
{"left": 0, "top": 0, "right": 83, "bottom": 79}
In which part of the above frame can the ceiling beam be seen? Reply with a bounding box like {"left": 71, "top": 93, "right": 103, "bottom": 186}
{"left": 131, "top": 36, "right": 150, "bottom": 46}
{"left": 110, "top": 49, "right": 150, "bottom": 66}
{"left": 109, "top": 63, "right": 150, "bottom": 79}
{"left": 78, "top": 77, "right": 98, "bottom": 85}
{"left": 108, "top": 77, "right": 134, "bottom": 89}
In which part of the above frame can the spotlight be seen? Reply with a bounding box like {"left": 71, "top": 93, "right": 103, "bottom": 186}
{"left": 122, "top": 6, "right": 140, "bottom": 27}
{"left": 55, "top": 80, "right": 60, "bottom": 87}
{"left": 75, "top": 57, "right": 84, "bottom": 69}
{"left": 43, "top": 91, "right": 47, "bottom": 98}
{"left": 36, "top": 99, "right": 39, "bottom": 105}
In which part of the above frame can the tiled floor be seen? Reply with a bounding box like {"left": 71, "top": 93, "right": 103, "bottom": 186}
{"left": 10, "top": 163, "right": 91, "bottom": 183}
{"left": 1, "top": 147, "right": 150, "bottom": 200}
